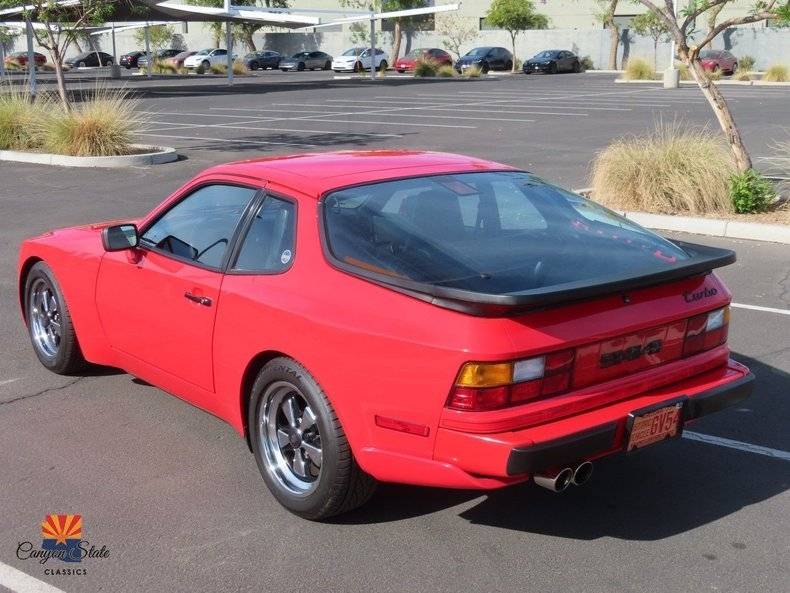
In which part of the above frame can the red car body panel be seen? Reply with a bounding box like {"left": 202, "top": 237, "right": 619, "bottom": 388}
{"left": 700, "top": 51, "right": 738, "bottom": 73}
{"left": 17, "top": 151, "right": 751, "bottom": 489}
{"left": 394, "top": 49, "right": 453, "bottom": 71}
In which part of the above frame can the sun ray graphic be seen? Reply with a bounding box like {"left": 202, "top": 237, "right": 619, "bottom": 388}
{"left": 41, "top": 514, "right": 82, "bottom": 544}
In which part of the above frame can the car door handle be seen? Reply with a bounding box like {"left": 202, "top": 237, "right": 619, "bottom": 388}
{"left": 184, "top": 292, "right": 212, "bottom": 307}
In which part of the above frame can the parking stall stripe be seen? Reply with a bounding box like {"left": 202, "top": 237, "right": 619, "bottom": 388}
{"left": 289, "top": 118, "right": 477, "bottom": 129}
{"left": 138, "top": 132, "right": 319, "bottom": 148}
{"left": 0, "top": 561, "right": 66, "bottom": 593}
{"left": 731, "top": 302, "right": 790, "bottom": 316}
{"left": 208, "top": 124, "right": 403, "bottom": 138}
{"left": 0, "top": 378, "right": 20, "bottom": 386}
{"left": 683, "top": 432, "right": 790, "bottom": 461}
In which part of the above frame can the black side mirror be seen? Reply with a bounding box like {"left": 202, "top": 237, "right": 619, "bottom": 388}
{"left": 102, "top": 224, "right": 139, "bottom": 251}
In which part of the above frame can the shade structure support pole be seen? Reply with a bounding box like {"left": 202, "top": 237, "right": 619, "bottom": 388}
{"left": 369, "top": 12, "right": 375, "bottom": 80}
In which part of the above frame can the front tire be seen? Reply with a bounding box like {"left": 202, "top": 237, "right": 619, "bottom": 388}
{"left": 323, "top": 60, "right": 331, "bottom": 70}
{"left": 297, "top": 62, "right": 305, "bottom": 71}
{"left": 249, "top": 357, "right": 376, "bottom": 520}
{"left": 24, "top": 262, "right": 86, "bottom": 375}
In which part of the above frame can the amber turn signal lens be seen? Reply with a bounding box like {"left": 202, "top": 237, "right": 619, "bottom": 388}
{"left": 455, "top": 362, "right": 513, "bottom": 388}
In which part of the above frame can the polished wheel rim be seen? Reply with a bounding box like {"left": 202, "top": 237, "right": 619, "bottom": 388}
{"left": 260, "top": 381, "right": 322, "bottom": 495}
{"left": 29, "top": 278, "right": 61, "bottom": 358}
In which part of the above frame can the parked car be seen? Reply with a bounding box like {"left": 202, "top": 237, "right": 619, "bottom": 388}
{"left": 17, "top": 150, "right": 752, "bottom": 520}
{"left": 119, "top": 51, "right": 144, "bottom": 69}
{"left": 699, "top": 50, "right": 738, "bottom": 75}
{"left": 243, "top": 50, "right": 281, "bottom": 70}
{"left": 455, "top": 46, "right": 513, "bottom": 73}
{"left": 137, "top": 49, "right": 182, "bottom": 69}
{"left": 280, "top": 51, "right": 332, "bottom": 71}
{"left": 394, "top": 48, "right": 452, "bottom": 72}
{"left": 331, "top": 47, "right": 388, "bottom": 72}
{"left": 4, "top": 51, "right": 47, "bottom": 68}
{"left": 166, "top": 50, "right": 197, "bottom": 68}
{"left": 65, "top": 51, "right": 114, "bottom": 68}
{"left": 523, "top": 49, "right": 582, "bottom": 74}
{"left": 183, "top": 48, "right": 230, "bottom": 70}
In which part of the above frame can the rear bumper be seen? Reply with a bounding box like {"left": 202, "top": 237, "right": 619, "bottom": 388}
{"left": 506, "top": 371, "right": 753, "bottom": 475}
{"left": 430, "top": 359, "right": 752, "bottom": 485}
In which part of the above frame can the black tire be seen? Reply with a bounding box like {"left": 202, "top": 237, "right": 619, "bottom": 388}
{"left": 297, "top": 62, "right": 305, "bottom": 71}
{"left": 549, "top": 62, "right": 558, "bottom": 74}
{"left": 281, "top": 68, "right": 288, "bottom": 72}
{"left": 248, "top": 357, "right": 377, "bottom": 520}
{"left": 24, "top": 261, "right": 86, "bottom": 375}
{"left": 78, "top": 61, "right": 86, "bottom": 68}
{"left": 397, "top": 69, "right": 405, "bottom": 73}
{"left": 249, "top": 61, "right": 259, "bottom": 70}
{"left": 353, "top": 61, "right": 362, "bottom": 73}
{"left": 378, "top": 60, "right": 388, "bottom": 71}
{"left": 202, "top": 60, "right": 210, "bottom": 69}
{"left": 573, "top": 60, "right": 581, "bottom": 73}
{"left": 505, "top": 60, "right": 513, "bottom": 71}
{"left": 481, "top": 62, "right": 489, "bottom": 74}
{"left": 125, "top": 65, "right": 131, "bottom": 70}
{"left": 323, "top": 60, "right": 331, "bottom": 70}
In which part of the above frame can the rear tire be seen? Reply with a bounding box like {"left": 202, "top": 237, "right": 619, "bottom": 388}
{"left": 323, "top": 61, "right": 331, "bottom": 70}
{"left": 573, "top": 60, "right": 581, "bottom": 73}
{"left": 297, "top": 62, "right": 305, "bottom": 71}
{"left": 24, "top": 262, "right": 86, "bottom": 375}
{"left": 378, "top": 60, "right": 388, "bottom": 71}
{"left": 505, "top": 60, "right": 513, "bottom": 71}
{"left": 249, "top": 357, "right": 377, "bottom": 520}
{"left": 249, "top": 61, "right": 259, "bottom": 70}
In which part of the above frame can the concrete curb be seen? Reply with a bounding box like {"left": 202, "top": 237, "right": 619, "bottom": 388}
{"left": 0, "top": 145, "right": 178, "bottom": 168}
{"left": 615, "top": 78, "right": 790, "bottom": 86}
{"left": 573, "top": 188, "right": 790, "bottom": 244}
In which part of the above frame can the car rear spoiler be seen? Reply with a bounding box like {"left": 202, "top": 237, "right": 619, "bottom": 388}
{"left": 332, "top": 241, "right": 736, "bottom": 317}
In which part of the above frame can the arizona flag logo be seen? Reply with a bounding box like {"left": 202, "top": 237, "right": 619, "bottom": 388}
{"left": 41, "top": 514, "right": 82, "bottom": 563}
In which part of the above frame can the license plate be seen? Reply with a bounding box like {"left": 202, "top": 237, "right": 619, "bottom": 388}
{"left": 626, "top": 402, "right": 683, "bottom": 451}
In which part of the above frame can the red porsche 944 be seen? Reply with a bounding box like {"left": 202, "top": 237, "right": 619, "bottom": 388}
{"left": 18, "top": 151, "right": 753, "bottom": 519}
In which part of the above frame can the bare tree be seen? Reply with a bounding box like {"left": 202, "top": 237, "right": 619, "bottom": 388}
{"left": 593, "top": 0, "right": 621, "bottom": 69}
{"left": 634, "top": 0, "right": 789, "bottom": 171}
{"left": 436, "top": 13, "right": 478, "bottom": 60}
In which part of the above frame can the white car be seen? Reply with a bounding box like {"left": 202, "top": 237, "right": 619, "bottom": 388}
{"left": 184, "top": 48, "right": 231, "bottom": 69}
{"left": 332, "top": 47, "right": 388, "bottom": 72}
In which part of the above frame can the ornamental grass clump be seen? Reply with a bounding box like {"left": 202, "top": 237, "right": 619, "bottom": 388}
{"left": 44, "top": 88, "right": 142, "bottom": 156}
{"left": 464, "top": 64, "right": 484, "bottom": 78}
{"left": 623, "top": 57, "right": 655, "bottom": 80}
{"left": 590, "top": 123, "right": 735, "bottom": 215}
{"left": 413, "top": 58, "right": 438, "bottom": 77}
{"left": 0, "top": 86, "right": 50, "bottom": 150}
{"left": 763, "top": 63, "right": 789, "bottom": 82}
{"left": 436, "top": 64, "right": 456, "bottom": 77}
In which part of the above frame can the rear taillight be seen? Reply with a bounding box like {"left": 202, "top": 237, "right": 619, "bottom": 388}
{"left": 447, "top": 350, "right": 575, "bottom": 411}
{"left": 683, "top": 306, "right": 729, "bottom": 357}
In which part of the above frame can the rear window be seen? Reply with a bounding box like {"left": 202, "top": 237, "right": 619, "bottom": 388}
{"left": 322, "top": 172, "right": 689, "bottom": 295}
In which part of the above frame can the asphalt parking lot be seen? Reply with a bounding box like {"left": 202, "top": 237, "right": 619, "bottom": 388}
{"left": 0, "top": 72, "right": 788, "bottom": 593}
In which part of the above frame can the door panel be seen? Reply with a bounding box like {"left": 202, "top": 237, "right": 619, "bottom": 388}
{"left": 96, "top": 250, "right": 222, "bottom": 391}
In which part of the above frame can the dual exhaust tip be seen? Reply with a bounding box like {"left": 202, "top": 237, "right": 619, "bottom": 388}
{"left": 533, "top": 461, "right": 593, "bottom": 492}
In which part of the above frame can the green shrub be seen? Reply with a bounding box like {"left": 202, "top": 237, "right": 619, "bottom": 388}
{"left": 413, "top": 58, "right": 438, "bottom": 77}
{"left": 44, "top": 88, "right": 142, "bottom": 156}
{"left": 623, "top": 57, "right": 655, "bottom": 80}
{"left": 730, "top": 169, "right": 776, "bottom": 213}
{"left": 763, "top": 63, "right": 789, "bottom": 82}
{"left": 590, "top": 123, "right": 736, "bottom": 215}
{"left": 0, "top": 87, "right": 49, "bottom": 150}
{"left": 464, "top": 64, "right": 485, "bottom": 78}
{"left": 436, "top": 64, "right": 456, "bottom": 77}
{"left": 737, "top": 55, "right": 756, "bottom": 72}
{"left": 580, "top": 55, "right": 594, "bottom": 71}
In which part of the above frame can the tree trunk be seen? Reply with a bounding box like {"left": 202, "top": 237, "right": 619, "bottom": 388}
{"left": 606, "top": 0, "right": 619, "bottom": 70}
{"left": 51, "top": 45, "right": 69, "bottom": 108}
{"left": 510, "top": 32, "right": 517, "bottom": 72}
{"left": 685, "top": 56, "right": 752, "bottom": 172}
{"left": 390, "top": 21, "right": 402, "bottom": 66}
{"left": 244, "top": 31, "right": 256, "bottom": 52}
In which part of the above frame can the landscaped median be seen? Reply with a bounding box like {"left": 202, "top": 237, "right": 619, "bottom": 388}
{"left": 579, "top": 124, "right": 790, "bottom": 244}
{"left": 0, "top": 86, "right": 177, "bottom": 167}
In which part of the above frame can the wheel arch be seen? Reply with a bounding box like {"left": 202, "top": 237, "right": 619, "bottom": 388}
{"left": 18, "top": 256, "right": 43, "bottom": 323}
{"left": 239, "top": 349, "right": 293, "bottom": 450}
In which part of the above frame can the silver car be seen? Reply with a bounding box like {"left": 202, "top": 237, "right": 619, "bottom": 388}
{"left": 279, "top": 51, "right": 333, "bottom": 72}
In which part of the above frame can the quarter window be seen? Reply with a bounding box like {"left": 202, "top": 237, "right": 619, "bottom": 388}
{"left": 140, "top": 184, "right": 257, "bottom": 268}
{"left": 233, "top": 197, "right": 296, "bottom": 272}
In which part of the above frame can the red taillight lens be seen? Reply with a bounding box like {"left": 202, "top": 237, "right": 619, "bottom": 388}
{"left": 683, "top": 307, "right": 729, "bottom": 357}
{"left": 447, "top": 349, "right": 575, "bottom": 411}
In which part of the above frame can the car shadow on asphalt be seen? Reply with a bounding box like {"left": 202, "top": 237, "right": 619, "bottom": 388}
{"left": 334, "top": 353, "right": 790, "bottom": 540}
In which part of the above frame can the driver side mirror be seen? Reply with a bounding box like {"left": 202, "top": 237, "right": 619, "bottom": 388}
{"left": 102, "top": 224, "right": 138, "bottom": 251}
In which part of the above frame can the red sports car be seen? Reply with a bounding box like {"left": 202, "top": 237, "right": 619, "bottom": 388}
{"left": 699, "top": 49, "right": 738, "bottom": 75}
{"left": 4, "top": 51, "right": 47, "bottom": 68}
{"left": 394, "top": 48, "right": 453, "bottom": 72}
{"left": 18, "top": 151, "right": 753, "bottom": 519}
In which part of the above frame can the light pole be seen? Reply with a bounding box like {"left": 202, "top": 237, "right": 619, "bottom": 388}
{"left": 225, "top": 0, "right": 233, "bottom": 86}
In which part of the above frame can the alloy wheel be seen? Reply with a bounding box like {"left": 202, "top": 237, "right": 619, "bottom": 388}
{"left": 29, "top": 278, "right": 61, "bottom": 358}
{"left": 260, "top": 381, "right": 323, "bottom": 495}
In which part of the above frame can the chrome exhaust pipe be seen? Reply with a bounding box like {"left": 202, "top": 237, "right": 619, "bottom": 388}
{"left": 572, "top": 461, "right": 594, "bottom": 486}
{"left": 533, "top": 467, "right": 573, "bottom": 492}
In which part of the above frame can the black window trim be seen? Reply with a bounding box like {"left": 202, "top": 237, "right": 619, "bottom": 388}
{"left": 226, "top": 191, "right": 299, "bottom": 276}
{"left": 137, "top": 181, "right": 265, "bottom": 274}
{"left": 316, "top": 170, "right": 736, "bottom": 317}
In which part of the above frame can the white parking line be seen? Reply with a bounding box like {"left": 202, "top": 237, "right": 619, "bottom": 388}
{"left": 731, "top": 302, "right": 790, "bottom": 316}
{"left": 683, "top": 431, "right": 790, "bottom": 461}
{"left": 0, "top": 378, "right": 19, "bottom": 386}
{"left": 0, "top": 561, "right": 66, "bottom": 593}
{"left": 138, "top": 132, "right": 318, "bottom": 148}
{"left": 267, "top": 102, "right": 590, "bottom": 117}
{"left": 209, "top": 124, "right": 403, "bottom": 138}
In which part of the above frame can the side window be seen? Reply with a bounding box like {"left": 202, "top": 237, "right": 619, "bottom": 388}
{"left": 309, "top": 51, "right": 321, "bottom": 58}
{"left": 215, "top": 49, "right": 227, "bottom": 56}
{"left": 233, "top": 197, "right": 296, "bottom": 273}
{"left": 140, "top": 185, "right": 256, "bottom": 269}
